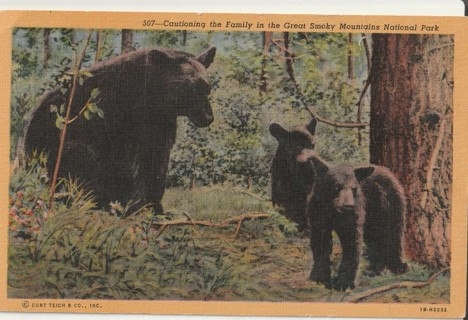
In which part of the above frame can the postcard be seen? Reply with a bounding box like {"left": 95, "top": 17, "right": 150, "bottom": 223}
{"left": 0, "top": 10, "right": 466, "bottom": 318}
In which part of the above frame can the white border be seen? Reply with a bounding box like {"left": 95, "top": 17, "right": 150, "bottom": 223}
{"left": 0, "top": 0, "right": 465, "bottom": 16}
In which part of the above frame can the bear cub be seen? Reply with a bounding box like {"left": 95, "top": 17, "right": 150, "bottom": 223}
{"left": 270, "top": 120, "right": 409, "bottom": 291}
{"left": 308, "top": 156, "right": 408, "bottom": 291}
{"left": 269, "top": 119, "right": 318, "bottom": 230}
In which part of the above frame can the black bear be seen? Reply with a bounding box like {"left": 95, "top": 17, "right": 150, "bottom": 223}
{"left": 269, "top": 121, "right": 408, "bottom": 290}
{"left": 18, "top": 47, "right": 217, "bottom": 213}
{"left": 269, "top": 119, "right": 318, "bottom": 230}
{"left": 308, "top": 155, "right": 409, "bottom": 290}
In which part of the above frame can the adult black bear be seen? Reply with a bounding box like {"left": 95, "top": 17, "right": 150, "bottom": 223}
{"left": 269, "top": 119, "right": 317, "bottom": 230}
{"left": 18, "top": 47, "right": 217, "bottom": 213}
{"left": 269, "top": 121, "right": 408, "bottom": 290}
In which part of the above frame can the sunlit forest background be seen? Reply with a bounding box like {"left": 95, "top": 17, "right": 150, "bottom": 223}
{"left": 11, "top": 29, "right": 370, "bottom": 193}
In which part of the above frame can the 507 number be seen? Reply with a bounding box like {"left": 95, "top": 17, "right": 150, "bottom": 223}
{"left": 143, "top": 20, "right": 157, "bottom": 26}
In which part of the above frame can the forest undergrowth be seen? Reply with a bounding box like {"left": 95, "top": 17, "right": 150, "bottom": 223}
{"left": 8, "top": 158, "right": 449, "bottom": 303}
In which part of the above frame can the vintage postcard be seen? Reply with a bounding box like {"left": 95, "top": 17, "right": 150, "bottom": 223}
{"left": 0, "top": 10, "right": 466, "bottom": 318}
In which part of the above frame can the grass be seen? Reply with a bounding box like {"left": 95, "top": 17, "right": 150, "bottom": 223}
{"left": 7, "top": 163, "right": 450, "bottom": 302}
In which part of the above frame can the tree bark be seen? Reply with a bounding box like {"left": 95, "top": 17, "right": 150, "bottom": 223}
{"left": 259, "top": 31, "right": 273, "bottom": 94}
{"left": 182, "top": 30, "right": 187, "bottom": 46}
{"left": 43, "top": 29, "right": 51, "bottom": 68}
{"left": 347, "top": 33, "right": 355, "bottom": 81}
{"left": 95, "top": 30, "right": 102, "bottom": 62}
{"left": 370, "top": 34, "right": 453, "bottom": 268}
{"left": 121, "top": 29, "right": 134, "bottom": 54}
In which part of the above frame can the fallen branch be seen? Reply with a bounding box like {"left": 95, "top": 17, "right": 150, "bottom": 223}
{"left": 152, "top": 212, "right": 272, "bottom": 238}
{"left": 237, "top": 189, "right": 271, "bottom": 202}
{"left": 347, "top": 267, "right": 450, "bottom": 303}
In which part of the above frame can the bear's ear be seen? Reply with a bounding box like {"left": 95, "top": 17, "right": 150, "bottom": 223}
{"left": 149, "top": 49, "right": 173, "bottom": 67}
{"left": 269, "top": 123, "right": 289, "bottom": 141}
{"left": 310, "top": 155, "right": 328, "bottom": 177}
{"left": 354, "top": 167, "right": 375, "bottom": 182}
{"left": 196, "top": 47, "right": 217, "bottom": 68}
{"left": 306, "top": 118, "right": 318, "bottom": 135}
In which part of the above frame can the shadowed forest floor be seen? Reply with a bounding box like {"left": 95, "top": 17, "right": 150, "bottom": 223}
{"left": 8, "top": 186, "right": 449, "bottom": 303}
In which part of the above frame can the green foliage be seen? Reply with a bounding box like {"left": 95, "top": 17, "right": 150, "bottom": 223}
{"left": 11, "top": 28, "right": 371, "bottom": 189}
{"left": 8, "top": 29, "right": 449, "bottom": 303}
{"left": 8, "top": 181, "right": 449, "bottom": 302}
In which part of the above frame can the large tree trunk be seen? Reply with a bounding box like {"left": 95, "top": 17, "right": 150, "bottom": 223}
{"left": 370, "top": 34, "right": 453, "bottom": 268}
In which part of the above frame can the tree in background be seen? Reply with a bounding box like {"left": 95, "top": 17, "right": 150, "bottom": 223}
{"left": 11, "top": 29, "right": 370, "bottom": 193}
{"left": 121, "top": 29, "right": 134, "bottom": 53}
{"left": 370, "top": 34, "right": 453, "bottom": 268}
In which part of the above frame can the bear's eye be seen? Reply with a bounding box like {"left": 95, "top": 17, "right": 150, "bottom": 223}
{"left": 335, "top": 185, "right": 341, "bottom": 192}
{"left": 352, "top": 187, "right": 357, "bottom": 196}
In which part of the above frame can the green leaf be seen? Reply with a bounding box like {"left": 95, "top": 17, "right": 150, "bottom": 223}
{"left": 88, "top": 103, "right": 98, "bottom": 113}
{"left": 83, "top": 109, "right": 92, "bottom": 120}
{"left": 90, "top": 88, "right": 101, "bottom": 99}
{"left": 49, "top": 104, "right": 58, "bottom": 113}
{"left": 97, "top": 108, "right": 105, "bottom": 119}
{"left": 79, "top": 70, "right": 93, "bottom": 78}
{"left": 60, "top": 87, "right": 68, "bottom": 95}
{"left": 60, "top": 104, "right": 65, "bottom": 114}
{"left": 55, "top": 116, "right": 64, "bottom": 130}
{"left": 79, "top": 77, "right": 84, "bottom": 86}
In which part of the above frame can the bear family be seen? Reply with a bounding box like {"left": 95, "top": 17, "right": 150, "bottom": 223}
{"left": 270, "top": 121, "right": 408, "bottom": 290}
{"left": 19, "top": 47, "right": 216, "bottom": 214}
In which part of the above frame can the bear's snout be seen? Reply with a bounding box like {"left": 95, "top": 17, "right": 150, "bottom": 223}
{"left": 335, "top": 188, "right": 356, "bottom": 213}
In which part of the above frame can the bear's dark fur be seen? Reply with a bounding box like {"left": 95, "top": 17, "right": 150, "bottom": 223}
{"left": 269, "top": 119, "right": 317, "bottom": 230}
{"left": 18, "top": 47, "right": 217, "bottom": 213}
{"left": 308, "top": 155, "right": 409, "bottom": 291}
{"left": 269, "top": 121, "right": 408, "bottom": 290}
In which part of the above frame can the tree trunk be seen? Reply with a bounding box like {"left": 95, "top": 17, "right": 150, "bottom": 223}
{"left": 43, "top": 29, "right": 51, "bottom": 68}
{"left": 182, "top": 30, "right": 187, "bottom": 46}
{"left": 259, "top": 31, "right": 272, "bottom": 94}
{"left": 247, "top": 175, "right": 253, "bottom": 191}
{"left": 121, "top": 29, "right": 134, "bottom": 54}
{"left": 347, "top": 33, "right": 355, "bottom": 81}
{"left": 370, "top": 34, "right": 453, "bottom": 268}
{"left": 95, "top": 30, "right": 102, "bottom": 62}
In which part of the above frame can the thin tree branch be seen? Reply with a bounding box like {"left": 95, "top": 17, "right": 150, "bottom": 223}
{"left": 49, "top": 30, "right": 93, "bottom": 212}
{"left": 420, "top": 117, "right": 446, "bottom": 210}
{"left": 284, "top": 37, "right": 368, "bottom": 129}
{"left": 361, "top": 33, "right": 371, "bottom": 73}
{"left": 271, "top": 39, "right": 295, "bottom": 57}
{"left": 66, "top": 96, "right": 93, "bottom": 124}
{"left": 347, "top": 267, "right": 450, "bottom": 303}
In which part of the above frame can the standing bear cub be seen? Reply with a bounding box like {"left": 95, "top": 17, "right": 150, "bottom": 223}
{"left": 308, "top": 156, "right": 409, "bottom": 290}
{"left": 19, "top": 47, "right": 216, "bottom": 214}
{"left": 270, "top": 121, "right": 408, "bottom": 291}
